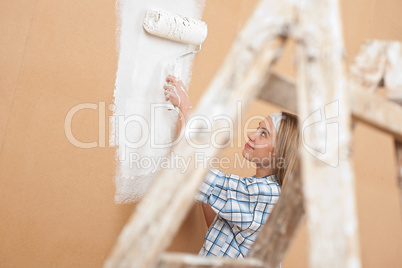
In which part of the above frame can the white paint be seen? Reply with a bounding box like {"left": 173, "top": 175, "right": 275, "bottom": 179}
{"left": 112, "top": 0, "right": 206, "bottom": 203}
{"left": 143, "top": 9, "right": 207, "bottom": 46}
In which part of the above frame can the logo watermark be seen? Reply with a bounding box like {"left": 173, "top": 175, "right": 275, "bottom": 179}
{"left": 64, "top": 99, "right": 341, "bottom": 168}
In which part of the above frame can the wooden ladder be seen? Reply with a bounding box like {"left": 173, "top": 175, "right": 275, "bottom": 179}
{"left": 104, "top": 0, "right": 402, "bottom": 267}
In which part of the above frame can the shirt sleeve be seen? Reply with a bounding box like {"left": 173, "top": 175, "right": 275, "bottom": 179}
{"left": 195, "top": 168, "right": 275, "bottom": 230}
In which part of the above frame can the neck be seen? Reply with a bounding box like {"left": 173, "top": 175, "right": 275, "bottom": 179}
{"left": 255, "top": 165, "right": 275, "bottom": 178}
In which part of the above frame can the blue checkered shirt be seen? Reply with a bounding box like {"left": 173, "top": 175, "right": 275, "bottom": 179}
{"left": 195, "top": 169, "right": 282, "bottom": 267}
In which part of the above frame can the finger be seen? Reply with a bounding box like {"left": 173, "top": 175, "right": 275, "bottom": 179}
{"left": 165, "top": 90, "right": 173, "bottom": 98}
{"left": 163, "top": 85, "right": 175, "bottom": 91}
{"left": 166, "top": 75, "right": 177, "bottom": 84}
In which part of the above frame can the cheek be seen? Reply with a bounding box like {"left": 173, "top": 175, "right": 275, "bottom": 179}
{"left": 255, "top": 143, "right": 274, "bottom": 159}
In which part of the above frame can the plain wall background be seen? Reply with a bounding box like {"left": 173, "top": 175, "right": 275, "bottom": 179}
{"left": 0, "top": 0, "right": 401, "bottom": 267}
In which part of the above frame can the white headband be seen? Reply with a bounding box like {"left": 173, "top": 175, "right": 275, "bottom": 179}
{"left": 269, "top": 112, "right": 282, "bottom": 133}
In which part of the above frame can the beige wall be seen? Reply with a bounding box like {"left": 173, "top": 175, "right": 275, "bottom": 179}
{"left": 0, "top": 0, "right": 401, "bottom": 267}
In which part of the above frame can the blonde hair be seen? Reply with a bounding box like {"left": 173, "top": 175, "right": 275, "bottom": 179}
{"left": 273, "top": 111, "right": 300, "bottom": 190}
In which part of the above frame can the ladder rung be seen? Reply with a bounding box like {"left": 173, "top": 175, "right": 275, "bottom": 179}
{"left": 158, "top": 253, "right": 264, "bottom": 268}
{"left": 258, "top": 72, "right": 402, "bottom": 142}
{"left": 351, "top": 85, "right": 402, "bottom": 142}
{"left": 257, "top": 72, "right": 298, "bottom": 112}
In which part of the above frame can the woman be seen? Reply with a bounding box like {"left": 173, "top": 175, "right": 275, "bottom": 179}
{"left": 164, "top": 75, "right": 300, "bottom": 263}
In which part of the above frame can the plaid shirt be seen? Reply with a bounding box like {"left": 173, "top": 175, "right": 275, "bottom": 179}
{"left": 195, "top": 169, "right": 282, "bottom": 267}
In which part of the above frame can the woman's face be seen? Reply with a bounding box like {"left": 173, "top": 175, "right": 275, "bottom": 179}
{"left": 242, "top": 116, "right": 277, "bottom": 167}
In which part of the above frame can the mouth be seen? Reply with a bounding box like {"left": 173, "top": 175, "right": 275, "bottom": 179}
{"left": 245, "top": 142, "right": 254, "bottom": 150}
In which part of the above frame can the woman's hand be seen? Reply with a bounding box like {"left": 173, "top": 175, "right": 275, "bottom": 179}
{"left": 163, "top": 75, "right": 192, "bottom": 115}
{"left": 164, "top": 75, "right": 192, "bottom": 136}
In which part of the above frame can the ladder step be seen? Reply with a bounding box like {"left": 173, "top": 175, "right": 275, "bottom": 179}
{"left": 258, "top": 72, "right": 402, "bottom": 142}
{"left": 350, "top": 85, "right": 402, "bottom": 142}
{"left": 257, "top": 72, "right": 298, "bottom": 113}
{"left": 158, "top": 253, "right": 264, "bottom": 268}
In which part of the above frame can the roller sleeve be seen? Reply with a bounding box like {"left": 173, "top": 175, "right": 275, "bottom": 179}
{"left": 143, "top": 9, "right": 208, "bottom": 46}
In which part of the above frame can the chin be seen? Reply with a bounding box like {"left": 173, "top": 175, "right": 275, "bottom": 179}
{"left": 241, "top": 149, "right": 246, "bottom": 158}
{"left": 242, "top": 150, "right": 252, "bottom": 162}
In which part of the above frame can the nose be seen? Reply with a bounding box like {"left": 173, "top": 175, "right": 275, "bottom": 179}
{"left": 248, "top": 129, "right": 257, "bottom": 142}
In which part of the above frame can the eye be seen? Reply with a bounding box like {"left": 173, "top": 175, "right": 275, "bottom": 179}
{"left": 256, "top": 127, "right": 267, "bottom": 138}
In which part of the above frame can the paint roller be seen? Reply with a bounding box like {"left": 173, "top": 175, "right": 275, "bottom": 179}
{"left": 143, "top": 9, "right": 207, "bottom": 110}
{"left": 143, "top": 9, "right": 207, "bottom": 73}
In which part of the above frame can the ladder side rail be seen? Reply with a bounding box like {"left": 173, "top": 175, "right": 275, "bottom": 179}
{"left": 248, "top": 160, "right": 305, "bottom": 267}
{"left": 294, "top": 0, "right": 361, "bottom": 267}
{"left": 395, "top": 142, "right": 402, "bottom": 218}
